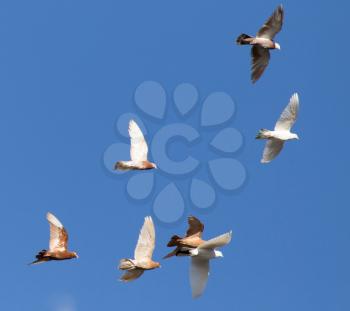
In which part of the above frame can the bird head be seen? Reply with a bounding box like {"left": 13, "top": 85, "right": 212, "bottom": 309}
{"left": 155, "top": 262, "right": 161, "bottom": 268}
{"left": 214, "top": 250, "right": 224, "bottom": 258}
{"left": 293, "top": 133, "right": 299, "bottom": 140}
{"left": 72, "top": 252, "right": 79, "bottom": 259}
{"left": 274, "top": 42, "right": 281, "bottom": 50}
{"left": 152, "top": 163, "right": 158, "bottom": 169}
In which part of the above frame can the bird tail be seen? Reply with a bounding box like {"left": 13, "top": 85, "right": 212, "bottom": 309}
{"left": 29, "top": 250, "right": 48, "bottom": 265}
{"left": 118, "top": 258, "right": 136, "bottom": 271}
{"left": 236, "top": 33, "right": 253, "bottom": 45}
{"left": 114, "top": 161, "right": 134, "bottom": 171}
{"left": 166, "top": 235, "right": 181, "bottom": 247}
{"left": 256, "top": 129, "right": 270, "bottom": 139}
{"left": 164, "top": 247, "right": 192, "bottom": 259}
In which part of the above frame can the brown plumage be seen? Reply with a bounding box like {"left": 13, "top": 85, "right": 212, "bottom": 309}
{"left": 163, "top": 216, "right": 205, "bottom": 259}
{"left": 30, "top": 212, "right": 78, "bottom": 265}
{"left": 236, "top": 5, "right": 284, "bottom": 83}
{"left": 118, "top": 216, "right": 160, "bottom": 282}
{"left": 114, "top": 120, "right": 157, "bottom": 171}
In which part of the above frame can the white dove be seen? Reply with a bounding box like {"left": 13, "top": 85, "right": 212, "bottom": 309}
{"left": 115, "top": 120, "right": 157, "bottom": 170}
{"left": 189, "top": 231, "right": 232, "bottom": 298}
{"left": 256, "top": 93, "right": 300, "bottom": 163}
{"left": 118, "top": 216, "right": 160, "bottom": 282}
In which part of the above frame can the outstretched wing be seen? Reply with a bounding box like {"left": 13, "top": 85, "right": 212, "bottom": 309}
{"left": 190, "top": 257, "right": 210, "bottom": 298}
{"left": 257, "top": 5, "right": 284, "bottom": 39}
{"left": 120, "top": 269, "right": 144, "bottom": 282}
{"left": 251, "top": 45, "right": 270, "bottom": 83}
{"left": 134, "top": 216, "right": 156, "bottom": 261}
{"left": 274, "top": 93, "right": 299, "bottom": 131}
{"left": 129, "top": 120, "right": 148, "bottom": 162}
{"left": 47, "top": 212, "right": 68, "bottom": 252}
{"left": 261, "top": 138, "right": 284, "bottom": 163}
{"left": 186, "top": 216, "right": 204, "bottom": 238}
{"left": 198, "top": 231, "right": 232, "bottom": 250}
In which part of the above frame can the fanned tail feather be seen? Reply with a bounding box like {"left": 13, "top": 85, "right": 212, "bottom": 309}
{"left": 164, "top": 247, "right": 192, "bottom": 259}
{"left": 114, "top": 161, "right": 133, "bottom": 171}
{"left": 256, "top": 129, "right": 270, "bottom": 139}
{"left": 29, "top": 250, "right": 48, "bottom": 265}
{"left": 236, "top": 33, "right": 253, "bottom": 45}
{"left": 118, "top": 258, "right": 135, "bottom": 271}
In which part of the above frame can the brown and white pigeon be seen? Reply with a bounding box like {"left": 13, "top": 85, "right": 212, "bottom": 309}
{"left": 236, "top": 5, "right": 284, "bottom": 83}
{"left": 118, "top": 216, "right": 160, "bottom": 282}
{"left": 163, "top": 216, "right": 205, "bottom": 259}
{"left": 114, "top": 120, "right": 157, "bottom": 171}
{"left": 30, "top": 212, "right": 78, "bottom": 265}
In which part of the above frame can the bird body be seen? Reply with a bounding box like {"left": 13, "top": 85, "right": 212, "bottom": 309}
{"left": 118, "top": 216, "right": 160, "bottom": 282}
{"left": 236, "top": 5, "right": 284, "bottom": 82}
{"left": 257, "top": 93, "right": 300, "bottom": 163}
{"left": 115, "top": 120, "right": 157, "bottom": 171}
{"left": 257, "top": 129, "right": 298, "bottom": 141}
{"left": 164, "top": 216, "right": 205, "bottom": 259}
{"left": 237, "top": 35, "right": 277, "bottom": 49}
{"left": 30, "top": 212, "right": 78, "bottom": 265}
{"left": 189, "top": 248, "right": 223, "bottom": 260}
{"left": 252, "top": 37, "right": 278, "bottom": 49}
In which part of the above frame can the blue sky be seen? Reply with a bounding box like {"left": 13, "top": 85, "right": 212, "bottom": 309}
{"left": 0, "top": 0, "right": 348, "bottom": 310}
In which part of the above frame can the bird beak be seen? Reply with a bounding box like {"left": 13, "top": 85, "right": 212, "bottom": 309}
{"left": 275, "top": 43, "right": 281, "bottom": 50}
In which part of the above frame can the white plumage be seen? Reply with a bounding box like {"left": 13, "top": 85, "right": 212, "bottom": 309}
{"left": 257, "top": 93, "right": 300, "bottom": 163}
{"left": 189, "top": 231, "right": 232, "bottom": 298}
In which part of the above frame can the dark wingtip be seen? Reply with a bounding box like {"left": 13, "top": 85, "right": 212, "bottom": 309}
{"left": 28, "top": 260, "right": 39, "bottom": 266}
{"left": 162, "top": 253, "right": 172, "bottom": 260}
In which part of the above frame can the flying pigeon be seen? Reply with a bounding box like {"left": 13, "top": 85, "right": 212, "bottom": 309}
{"left": 118, "top": 216, "right": 160, "bottom": 282}
{"left": 256, "top": 93, "right": 300, "bottom": 163}
{"left": 164, "top": 216, "right": 205, "bottom": 259}
{"left": 114, "top": 120, "right": 157, "bottom": 171}
{"left": 236, "top": 5, "right": 284, "bottom": 83}
{"left": 189, "top": 231, "right": 232, "bottom": 298}
{"left": 30, "top": 212, "right": 78, "bottom": 265}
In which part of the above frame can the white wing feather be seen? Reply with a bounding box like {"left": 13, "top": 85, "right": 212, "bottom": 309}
{"left": 274, "top": 93, "right": 299, "bottom": 131}
{"left": 129, "top": 120, "right": 148, "bottom": 162}
{"left": 198, "top": 231, "right": 232, "bottom": 250}
{"left": 261, "top": 138, "right": 284, "bottom": 163}
{"left": 134, "top": 216, "right": 155, "bottom": 261}
{"left": 190, "top": 257, "right": 210, "bottom": 298}
{"left": 46, "top": 212, "right": 67, "bottom": 252}
{"left": 46, "top": 212, "right": 63, "bottom": 229}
